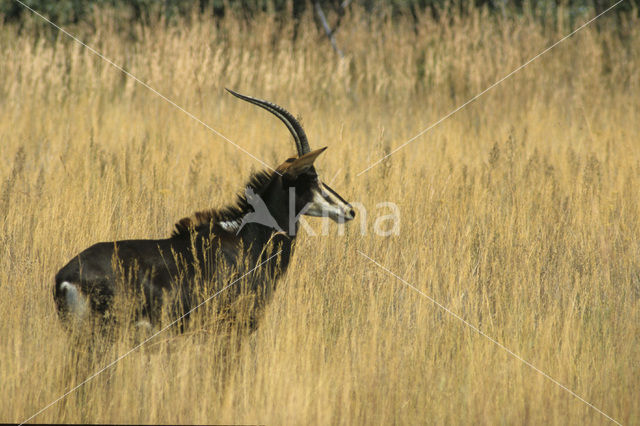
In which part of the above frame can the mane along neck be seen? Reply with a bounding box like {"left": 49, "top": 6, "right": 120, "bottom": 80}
{"left": 171, "top": 170, "right": 276, "bottom": 238}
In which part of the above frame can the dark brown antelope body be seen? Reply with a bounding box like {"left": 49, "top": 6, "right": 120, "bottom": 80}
{"left": 54, "top": 89, "right": 355, "bottom": 330}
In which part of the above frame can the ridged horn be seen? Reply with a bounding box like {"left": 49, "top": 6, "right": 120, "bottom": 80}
{"left": 226, "top": 88, "right": 311, "bottom": 156}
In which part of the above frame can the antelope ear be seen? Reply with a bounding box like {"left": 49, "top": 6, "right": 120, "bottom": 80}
{"left": 284, "top": 147, "right": 327, "bottom": 177}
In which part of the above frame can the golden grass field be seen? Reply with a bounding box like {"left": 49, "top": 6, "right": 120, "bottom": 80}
{"left": 1, "top": 4, "right": 639, "bottom": 424}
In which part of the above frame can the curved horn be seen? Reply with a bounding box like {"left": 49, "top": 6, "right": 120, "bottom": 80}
{"left": 226, "top": 88, "right": 311, "bottom": 156}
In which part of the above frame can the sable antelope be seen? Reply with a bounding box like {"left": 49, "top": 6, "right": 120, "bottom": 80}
{"left": 53, "top": 89, "right": 355, "bottom": 331}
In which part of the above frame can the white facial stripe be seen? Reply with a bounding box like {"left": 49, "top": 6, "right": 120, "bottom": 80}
{"left": 305, "top": 188, "right": 343, "bottom": 216}
{"left": 304, "top": 182, "right": 354, "bottom": 221}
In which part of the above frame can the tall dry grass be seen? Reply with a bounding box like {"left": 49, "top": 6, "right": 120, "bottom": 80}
{"left": 1, "top": 4, "right": 639, "bottom": 424}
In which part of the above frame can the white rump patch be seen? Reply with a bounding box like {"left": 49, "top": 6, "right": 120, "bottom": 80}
{"left": 135, "top": 320, "right": 153, "bottom": 330}
{"left": 60, "top": 281, "right": 89, "bottom": 319}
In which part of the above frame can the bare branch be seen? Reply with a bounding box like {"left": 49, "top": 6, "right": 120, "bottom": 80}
{"left": 315, "top": 1, "right": 344, "bottom": 58}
